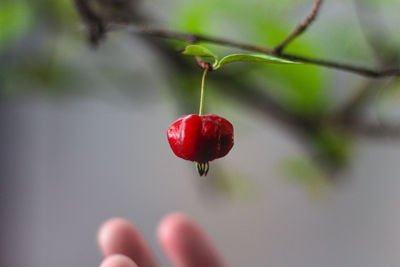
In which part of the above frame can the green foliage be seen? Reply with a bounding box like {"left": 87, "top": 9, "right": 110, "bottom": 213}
{"left": 0, "top": 0, "right": 79, "bottom": 53}
{"left": 170, "top": 0, "right": 398, "bottom": 119}
{"left": 182, "top": 45, "right": 298, "bottom": 70}
{"left": 312, "top": 128, "right": 352, "bottom": 167}
{"left": 258, "top": 64, "right": 329, "bottom": 115}
{"left": 172, "top": 0, "right": 329, "bottom": 116}
{"left": 214, "top": 53, "right": 297, "bottom": 69}
{"left": 182, "top": 44, "right": 217, "bottom": 58}
{"left": 39, "top": 0, "right": 78, "bottom": 24}
{"left": 182, "top": 44, "right": 218, "bottom": 65}
{"left": 1, "top": 59, "right": 74, "bottom": 97}
{"left": 0, "top": 0, "right": 33, "bottom": 52}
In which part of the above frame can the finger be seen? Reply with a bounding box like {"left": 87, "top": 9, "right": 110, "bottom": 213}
{"left": 158, "top": 213, "right": 227, "bottom": 267}
{"left": 98, "top": 218, "right": 158, "bottom": 267}
{"left": 100, "top": 254, "right": 138, "bottom": 267}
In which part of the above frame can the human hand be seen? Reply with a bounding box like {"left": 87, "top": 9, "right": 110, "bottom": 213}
{"left": 98, "top": 213, "right": 227, "bottom": 267}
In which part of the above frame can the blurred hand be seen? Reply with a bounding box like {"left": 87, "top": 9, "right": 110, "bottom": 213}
{"left": 98, "top": 213, "right": 227, "bottom": 267}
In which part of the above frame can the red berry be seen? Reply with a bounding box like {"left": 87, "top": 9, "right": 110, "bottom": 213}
{"left": 167, "top": 114, "right": 234, "bottom": 176}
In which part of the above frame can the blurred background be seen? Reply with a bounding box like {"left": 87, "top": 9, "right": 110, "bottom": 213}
{"left": 1, "top": 0, "right": 400, "bottom": 266}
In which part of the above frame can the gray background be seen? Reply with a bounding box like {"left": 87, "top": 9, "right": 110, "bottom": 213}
{"left": 2, "top": 95, "right": 400, "bottom": 267}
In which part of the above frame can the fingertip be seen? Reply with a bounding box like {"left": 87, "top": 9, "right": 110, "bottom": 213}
{"left": 157, "top": 212, "right": 193, "bottom": 244}
{"left": 97, "top": 217, "right": 158, "bottom": 267}
{"left": 100, "top": 254, "right": 138, "bottom": 267}
{"left": 98, "top": 218, "right": 137, "bottom": 256}
{"left": 158, "top": 212, "right": 226, "bottom": 267}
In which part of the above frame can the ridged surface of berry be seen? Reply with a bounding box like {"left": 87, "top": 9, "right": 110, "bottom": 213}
{"left": 167, "top": 114, "right": 234, "bottom": 163}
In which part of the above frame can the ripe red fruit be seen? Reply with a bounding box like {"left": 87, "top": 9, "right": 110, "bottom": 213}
{"left": 167, "top": 114, "right": 234, "bottom": 176}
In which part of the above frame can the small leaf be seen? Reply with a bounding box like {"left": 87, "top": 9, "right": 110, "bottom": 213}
{"left": 182, "top": 44, "right": 217, "bottom": 59}
{"left": 0, "top": 1, "right": 33, "bottom": 51}
{"left": 214, "top": 53, "right": 297, "bottom": 69}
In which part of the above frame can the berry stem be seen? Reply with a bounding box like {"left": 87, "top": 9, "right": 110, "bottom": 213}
{"left": 198, "top": 67, "right": 208, "bottom": 116}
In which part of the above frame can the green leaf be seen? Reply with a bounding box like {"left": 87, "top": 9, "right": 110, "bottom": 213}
{"left": 214, "top": 53, "right": 297, "bottom": 69}
{"left": 0, "top": 1, "right": 33, "bottom": 51}
{"left": 182, "top": 45, "right": 217, "bottom": 59}
{"left": 312, "top": 128, "right": 352, "bottom": 167}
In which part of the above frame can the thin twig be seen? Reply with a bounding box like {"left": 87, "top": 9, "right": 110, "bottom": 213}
{"left": 122, "top": 25, "right": 273, "bottom": 53}
{"left": 273, "top": 0, "right": 324, "bottom": 54}
{"left": 277, "top": 53, "right": 400, "bottom": 77}
{"left": 73, "top": 0, "right": 105, "bottom": 46}
{"left": 107, "top": 24, "right": 400, "bottom": 78}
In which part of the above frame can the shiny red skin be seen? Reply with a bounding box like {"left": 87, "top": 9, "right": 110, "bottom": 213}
{"left": 167, "top": 114, "right": 234, "bottom": 163}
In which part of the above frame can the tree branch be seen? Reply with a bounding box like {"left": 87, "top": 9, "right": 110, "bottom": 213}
{"left": 345, "top": 121, "right": 400, "bottom": 139}
{"left": 107, "top": 24, "right": 400, "bottom": 78}
{"left": 273, "top": 0, "right": 324, "bottom": 54}
{"left": 277, "top": 53, "right": 400, "bottom": 77}
{"left": 73, "top": 0, "right": 105, "bottom": 46}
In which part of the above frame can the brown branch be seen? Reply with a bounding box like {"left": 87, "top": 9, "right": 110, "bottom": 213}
{"left": 124, "top": 25, "right": 273, "bottom": 53}
{"left": 73, "top": 0, "right": 105, "bottom": 46}
{"left": 277, "top": 53, "right": 400, "bottom": 78}
{"left": 273, "top": 0, "right": 324, "bottom": 54}
{"left": 107, "top": 24, "right": 400, "bottom": 78}
{"left": 344, "top": 121, "right": 400, "bottom": 139}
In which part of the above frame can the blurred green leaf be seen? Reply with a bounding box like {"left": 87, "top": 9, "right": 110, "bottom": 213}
{"left": 1, "top": 57, "right": 76, "bottom": 98}
{"left": 312, "top": 128, "right": 352, "bottom": 167}
{"left": 41, "top": 0, "right": 79, "bottom": 24}
{"left": 214, "top": 53, "right": 297, "bottom": 70}
{"left": 0, "top": 1, "right": 33, "bottom": 52}
{"left": 248, "top": 64, "right": 328, "bottom": 116}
